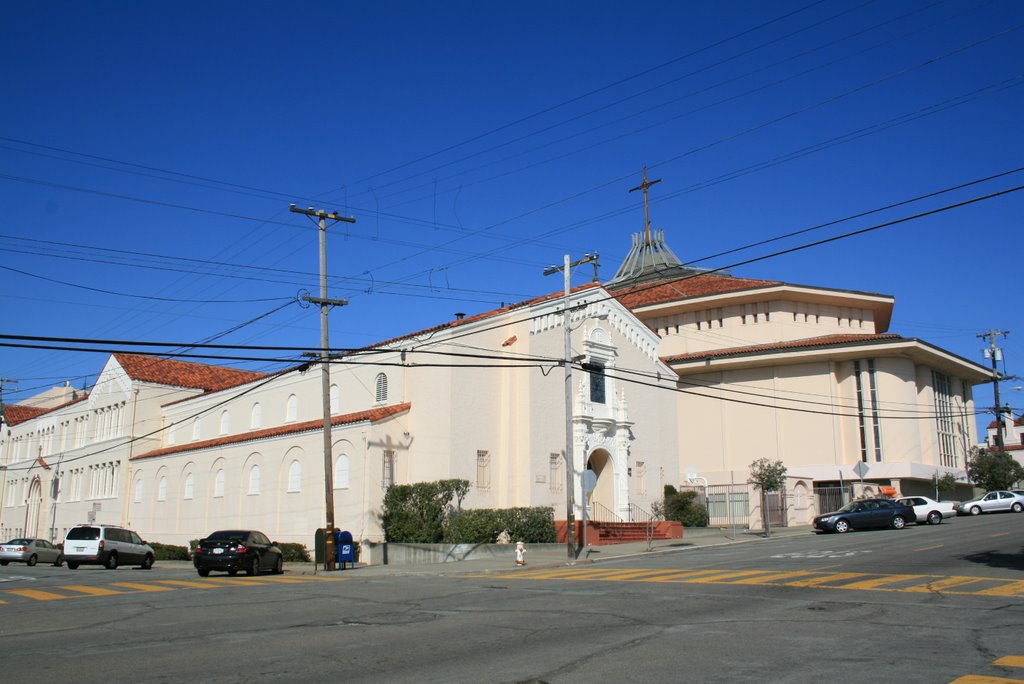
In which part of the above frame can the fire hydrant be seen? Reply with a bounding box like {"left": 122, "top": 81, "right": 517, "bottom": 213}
{"left": 515, "top": 541, "right": 526, "bottom": 566}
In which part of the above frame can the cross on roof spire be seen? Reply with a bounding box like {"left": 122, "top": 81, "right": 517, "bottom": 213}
{"left": 628, "top": 166, "right": 662, "bottom": 245}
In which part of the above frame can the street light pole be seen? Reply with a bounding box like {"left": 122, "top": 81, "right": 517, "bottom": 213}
{"left": 290, "top": 204, "right": 355, "bottom": 571}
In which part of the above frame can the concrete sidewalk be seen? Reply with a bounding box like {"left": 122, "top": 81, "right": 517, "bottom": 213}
{"left": 156, "top": 526, "right": 812, "bottom": 577}
{"left": 307, "top": 525, "right": 814, "bottom": 577}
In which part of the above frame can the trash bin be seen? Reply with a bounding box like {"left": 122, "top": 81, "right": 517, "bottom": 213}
{"left": 335, "top": 530, "right": 355, "bottom": 569}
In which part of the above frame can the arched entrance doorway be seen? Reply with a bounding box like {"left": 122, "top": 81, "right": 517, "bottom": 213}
{"left": 586, "top": 449, "right": 615, "bottom": 519}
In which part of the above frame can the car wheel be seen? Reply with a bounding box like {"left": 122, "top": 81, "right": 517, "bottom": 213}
{"left": 67, "top": 561, "right": 79, "bottom": 570}
{"left": 140, "top": 554, "right": 154, "bottom": 570}
{"left": 197, "top": 568, "right": 210, "bottom": 577}
{"left": 927, "top": 511, "right": 942, "bottom": 525}
{"left": 1012, "top": 502, "right": 1023, "bottom": 513}
{"left": 247, "top": 554, "right": 260, "bottom": 576}
{"left": 970, "top": 505, "right": 982, "bottom": 516}
{"left": 834, "top": 519, "right": 850, "bottom": 534}
{"left": 0, "top": 560, "right": 8, "bottom": 566}
{"left": 54, "top": 554, "right": 65, "bottom": 567}
{"left": 228, "top": 568, "right": 238, "bottom": 577}
{"left": 891, "top": 515, "right": 906, "bottom": 530}
{"left": 273, "top": 555, "right": 284, "bottom": 575}
{"left": 27, "top": 554, "right": 38, "bottom": 567}
{"left": 105, "top": 552, "right": 119, "bottom": 570}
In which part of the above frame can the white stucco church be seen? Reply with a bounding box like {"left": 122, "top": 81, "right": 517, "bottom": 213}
{"left": 1, "top": 191, "right": 992, "bottom": 549}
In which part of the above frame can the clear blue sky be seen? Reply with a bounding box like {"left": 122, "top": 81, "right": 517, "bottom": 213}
{"left": 2, "top": 1, "right": 1022, "bottom": 435}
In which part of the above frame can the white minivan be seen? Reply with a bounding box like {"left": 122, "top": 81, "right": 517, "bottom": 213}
{"left": 63, "top": 524, "right": 155, "bottom": 570}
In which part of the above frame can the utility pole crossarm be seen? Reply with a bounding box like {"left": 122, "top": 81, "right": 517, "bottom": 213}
{"left": 289, "top": 204, "right": 356, "bottom": 224}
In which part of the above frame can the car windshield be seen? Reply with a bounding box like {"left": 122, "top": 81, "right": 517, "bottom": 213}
{"left": 207, "top": 531, "right": 249, "bottom": 542}
{"left": 66, "top": 527, "right": 101, "bottom": 540}
{"left": 836, "top": 502, "right": 862, "bottom": 513}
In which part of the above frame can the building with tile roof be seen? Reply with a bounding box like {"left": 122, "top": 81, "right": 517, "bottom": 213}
{"left": 1, "top": 207, "right": 996, "bottom": 550}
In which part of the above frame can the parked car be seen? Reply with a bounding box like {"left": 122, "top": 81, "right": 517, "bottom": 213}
{"left": 894, "top": 496, "right": 958, "bottom": 525}
{"left": 956, "top": 490, "right": 1024, "bottom": 516}
{"left": 193, "top": 530, "right": 284, "bottom": 577}
{"left": 0, "top": 538, "right": 65, "bottom": 566}
{"left": 63, "top": 524, "right": 155, "bottom": 570}
{"left": 813, "top": 498, "right": 917, "bottom": 533}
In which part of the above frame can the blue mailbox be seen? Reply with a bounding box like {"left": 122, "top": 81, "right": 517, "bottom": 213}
{"left": 335, "top": 530, "right": 356, "bottom": 569}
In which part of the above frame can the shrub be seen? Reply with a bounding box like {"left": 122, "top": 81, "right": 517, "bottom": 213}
{"left": 381, "top": 479, "right": 470, "bottom": 543}
{"left": 278, "top": 542, "right": 310, "bottom": 563}
{"left": 150, "top": 542, "right": 190, "bottom": 561}
{"left": 663, "top": 485, "right": 708, "bottom": 527}
{"left": 445, "top": 507, "right": 556, "bottom": 544}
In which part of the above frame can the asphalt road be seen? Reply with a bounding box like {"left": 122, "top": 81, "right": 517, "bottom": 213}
{"left": 1, "top": 514, "right": 1022, "bottom": 683}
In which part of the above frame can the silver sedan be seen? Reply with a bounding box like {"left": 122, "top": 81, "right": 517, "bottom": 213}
{"left": 957, "top": 490, "right": 1024, "bottom": 516}
{"left": 0, "top": 538, "right": 65, "bottom": 566}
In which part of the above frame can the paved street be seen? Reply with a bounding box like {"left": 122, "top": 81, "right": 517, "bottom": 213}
{"left": 1, "top": 515, "right": 1021, "bottom": 683}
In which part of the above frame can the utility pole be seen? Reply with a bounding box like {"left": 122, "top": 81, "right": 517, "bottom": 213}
{"left": 0, "top": 378, "right": 18, "bottom": 417}
{"left": 290, "top": 204, "right": 356, "bottom": 571}
{"left": 977, "top": 329, "right": 1009, "bottom": 449}
{"left": 544, "top": 252, "right": 599, "bottom": 561}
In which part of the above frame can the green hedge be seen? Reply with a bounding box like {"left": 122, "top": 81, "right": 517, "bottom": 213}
{"left": 150, "top": 542, "right": 190, "bottom": 561}
{"left": 445, "top": 507, "right": 557, "bottom": 544}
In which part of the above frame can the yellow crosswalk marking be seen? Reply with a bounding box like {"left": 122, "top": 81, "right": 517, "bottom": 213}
{"left": 904, "top": 577, "right": 988, "bottom": 593}
{"left": 728, "top": 570, "right": 817, "bottom": 585}
{"left": 784, "top": 572, "right": 865, "bottom": 587}
{"left": 994, "top": 657, "right": 1024, "bottom": 668}
{"left": 61, "top": 585, "right": 124, "bottom": 597}
{"left": 154, "top": 579, "right": 223, "bottom": 589}
{"left": 110, "top": 582, "right": 175, "bottom": 592}
{"left": 679, "top": 570, "right": 772, "bottom": 583}
{"left": 4, "top": 588, "right": 71, "bottom": 601}
{"left": 949, "top": 676, "right": 1024, "bottom": 683}
{"left": 835, "top": 574, "right": 927, "bottom": 591}
{"left": 974, "top": 581, "right": 1024, "bottom": 597}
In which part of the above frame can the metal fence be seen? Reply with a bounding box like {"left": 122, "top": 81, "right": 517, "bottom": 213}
{"left": 813, "top": 485, "right": 854, "bottom": 515}
{"left": 680, "top": 484, "right": 752, "bottom": 527}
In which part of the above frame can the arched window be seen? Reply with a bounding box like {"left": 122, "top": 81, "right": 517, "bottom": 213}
{"left": 133, "top": 479, "right": 144, "bottom": 503}
{"left": 183, "top": 473, "right": 194, "bottom": 500}
{"left": 286, "top": 394, "right": 298, "bottom": 422}
{"left": 250, "top": 403, "right": 262, "bottom": 429}
{"left": 219, "top": 411, "right": 230, "bottom": 435}
{"left": 375, "top": 373, "right": 388, "bottom": 403}
{"left": 330, "top": 384, "right": 340, "bottom": 414}
{"left": 213, "top": 470, "right": 225, "bottom": 498}
{"left": 157, "top": 476, "right": 167, "bottom": 501}
{"left": 248, "top": 465, "right": 261, "bottom": 495}
{"left": 335, "top": 454, "right": 350, "bottom": 489}
{"left": 287, "top": 460, "right": 302, "bottom": 492}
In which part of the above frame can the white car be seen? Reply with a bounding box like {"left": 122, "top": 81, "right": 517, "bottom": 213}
{"left": 957, "top": 490, "right": 1024, "bottom": 516}
{"left": 894, "top": 496, "right": 958, "bottom": 525}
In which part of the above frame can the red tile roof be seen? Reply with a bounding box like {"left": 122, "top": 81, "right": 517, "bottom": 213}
{"left": 613, "top": 274, "right": 782, "bottom": 310}
{"left": 2, "top": 395, "right": 89, "bottom": 426}
{"left": 114, "top": 353, "right": 267, "bottom": 392}
{"left": 663, "top": 333, "right": 903, "bottom": 364}
{"left": 131, "top": 402, "right": 411, "bottom": 461}
{"left": 2, "top": 404, "right": 50, "bottom": 426}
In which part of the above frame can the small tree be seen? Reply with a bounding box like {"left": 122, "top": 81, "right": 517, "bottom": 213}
{"left": 934, "top": 473, "right": 958, "bottom": 500}
{"left": 749, "top": 458, "right": 787, "bottom": 536}
{"left": 966, "top": 448, "right": 1024, "bottom": 492}
{"left": 380, "top": 479, "right": 470, "bottom": 543}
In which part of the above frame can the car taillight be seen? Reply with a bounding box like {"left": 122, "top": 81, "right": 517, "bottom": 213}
{"left": 234, "top": 545, "right": 247, "bottom": 553}
{"left": 193, "top": 546, "right": 202, "bottom": 554}
{"left": 98, "top": 540, "right": 104, "bottom": 551}
{"left": 17, "top": 546, "right": 27, "bottom": 552}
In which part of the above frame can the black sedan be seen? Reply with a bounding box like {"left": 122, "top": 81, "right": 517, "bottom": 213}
{"left": 193, "top": 530, "right": 284, "bottom": 577}
{"left": 813, "top": 498, "right": 917, "bottom": 533}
